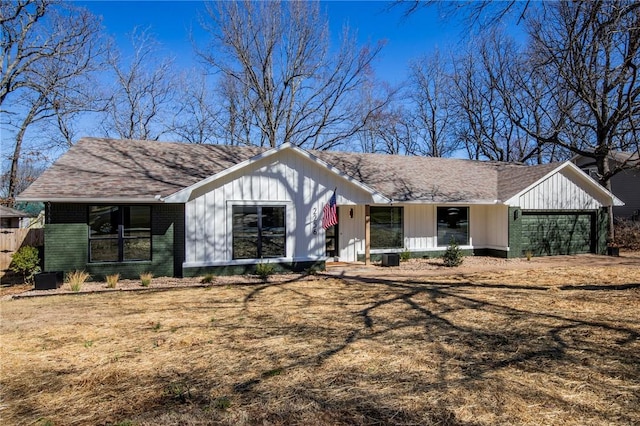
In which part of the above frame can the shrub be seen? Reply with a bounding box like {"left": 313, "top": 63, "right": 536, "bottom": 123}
{"left": 67, "top": 270, "right": 90, "bottom": 292}
{"left": 140, "top": 272, "right": 153, "bottom": 287}
{"left": 10, "top": 245, "right": 41, "bottom": 284}
{"left": 255, "top": 262, "right": 274, "bottom": 280}
{"left": 105, "top": 273, "right": 120, "bottom": 289}
{"left": 442, "top": 238, "right": 464, "bottom": 267}
{"left": 614, "top": 219, "right": 640, "bottom": 250}
{"left": 213, "top": 396, "right": 231, "bottom": 410}
{"left": 201, "top": 274, "right": 214, "bottom": 284}
{"left": 400, "top": 248, "right": 411, "bottom": 262}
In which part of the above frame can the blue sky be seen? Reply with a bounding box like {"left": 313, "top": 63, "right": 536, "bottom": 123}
{"left": 73, "top": 0, "right": 465, "bottom": 85}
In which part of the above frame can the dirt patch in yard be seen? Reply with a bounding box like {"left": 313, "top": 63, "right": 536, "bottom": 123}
{"left": 3, "top": 252, "right": 639, "bottom": 300}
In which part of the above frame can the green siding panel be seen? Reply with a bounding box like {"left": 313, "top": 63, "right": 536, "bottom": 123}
{"left": 44, "top": 224, "right": 88, "bottom": 273}
{"left": 520, "top": 212, "right": 595, "bottom": 256}
{"left": 45, "top": 203, "right": 184, "bottom": 279}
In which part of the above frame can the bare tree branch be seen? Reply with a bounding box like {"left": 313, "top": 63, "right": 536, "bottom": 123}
{"left": 199, "top": 0, "right": 385, "bottom": 149}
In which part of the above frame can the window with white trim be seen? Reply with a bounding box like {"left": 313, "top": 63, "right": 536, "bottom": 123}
{"left": 370, "top": 206, "right": 404, "bottom": 249}
{"left": 437, "top": 206, "right": 469, "bottom": 246}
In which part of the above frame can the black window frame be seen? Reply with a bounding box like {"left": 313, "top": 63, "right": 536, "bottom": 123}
{"left": 232, "top": 205, "right": 286, "bottom": 260}
{"left": 370, "top": 206, "right": 404, "bottom": 249}
{"left": 88, "top": 205, "right": 152, "bottom": 263}
{"left": 437, "top": 206, "right": 470, "bottom": 246}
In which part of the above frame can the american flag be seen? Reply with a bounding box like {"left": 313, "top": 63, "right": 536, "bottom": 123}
{"left": 322, "top": 190, "right": 338, "bottom": 229}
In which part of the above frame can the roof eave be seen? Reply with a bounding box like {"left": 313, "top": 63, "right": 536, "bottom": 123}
{"left": 15, "top": 196, "right": 165, "bottom": 204}
{"left": 394, "top": 199, "right": 504, "bottom": 205}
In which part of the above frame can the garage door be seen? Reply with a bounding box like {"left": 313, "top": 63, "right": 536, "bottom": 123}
{"left": 521, "top": 212, "right": 595, "bottom": 256}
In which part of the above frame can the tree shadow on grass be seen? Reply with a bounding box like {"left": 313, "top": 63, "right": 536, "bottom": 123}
{"left": 225, "top": 271, "right": 640, "bottom": 424}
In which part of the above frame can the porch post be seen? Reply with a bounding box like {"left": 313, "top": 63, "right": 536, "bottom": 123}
{"left": 365, "top": 204, "right": 371, "bottom": 265}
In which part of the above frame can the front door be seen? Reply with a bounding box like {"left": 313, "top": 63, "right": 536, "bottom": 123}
{"left": 325, "top": 208, "right": 339, "bottom": 259}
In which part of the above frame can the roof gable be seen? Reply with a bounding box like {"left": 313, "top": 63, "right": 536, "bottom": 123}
{"left": 503, "top": 162, "right": 624, "bottom": 207}
{"left": 164, "top": 143, "right": 389, "bottom": 203}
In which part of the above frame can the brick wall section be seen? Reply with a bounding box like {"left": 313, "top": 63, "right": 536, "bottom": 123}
{"left": 45, "top": 203, "right": 184, "bottom": 279}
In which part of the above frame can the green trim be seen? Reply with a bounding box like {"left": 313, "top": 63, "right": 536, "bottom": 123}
{"left": 596, "top": 207, "right": 608, "bottom": 255}
{"left": 183, "top": 260, "right": 325, "bottom": 277}
{"left": 507, "top": 207, "right": 522, "bottom": 259}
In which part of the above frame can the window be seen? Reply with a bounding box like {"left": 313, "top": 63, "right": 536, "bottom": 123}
{"left": 232, "top": 205, "right": 286, "bottom": 259}
{"left": 437, "top": 206, "right": 469, "bottom": 246}
{"left": 89, "top": 206, "right": 151, "bottom": 262}
{"left": 370, "top": 206, "right": 403, "bottom": 249}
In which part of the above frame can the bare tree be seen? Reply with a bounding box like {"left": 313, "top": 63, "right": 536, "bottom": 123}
{"left": 396, "top": 0, "right": 639, "bottom": 240}
{"left": 1, "top": 0, "right": 103, "bottom": 204}
{"left": 101, "top": 28, "right": 177, "bottom": 141}
{"left": 449, "top": 42, "right": 519, "bottom": 162}
{"left": 407, "top": 50, "right": 459, "bottom": 157}
{"left": 349, "top": 66, "right": 403, "bottom": 154}
{"left": 199, "top": 0, "right": 386, "bottom": 150}
{"left": 171, "top": 71, "right": 220, "bottom": 145}
{"left": 215, "top": 72, "right": 262, "bottom": 146}
{"left": 522, "top": 1, "right": 640, "bottom": 239}
{"left": 392, "top": 0, "right": 535, "bottom": 28}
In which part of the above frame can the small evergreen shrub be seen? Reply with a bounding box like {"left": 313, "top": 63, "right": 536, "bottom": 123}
{"left": 201, "top": 274, "right": 214, "bottom": 284}
{"left": 255, "top": 262, "right": 274, "bottom": 280}
{"left": 140, "top": 272, "right": 153, "bottom": 287}
{"left": 10, "top": 245, "right": 41, "bottom": 284}
{"left": 67, "top": 270, "right": 90, "bottom": 292}
{"left": 400, "top": 248, "right": 411, "bottom": 262}
{"left": 105, "top": 273, "right": 120, "bottom": 288}
{"left": 442, "top": 238, "right": 464, "bottom": 267}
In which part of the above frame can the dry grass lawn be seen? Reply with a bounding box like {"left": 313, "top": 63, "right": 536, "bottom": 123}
{"left": 1, "top": 262, "right": 639, "bottom": 425}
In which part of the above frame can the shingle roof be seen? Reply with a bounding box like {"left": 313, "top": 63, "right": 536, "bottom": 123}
{"left": 313, "top": 151, "right": 558, "bottom": 203}
{"left": 18, "top": 137, "right": 561, "bottom": 203}
{"left": 19, "top": 138, "right": 266, "bottom": 201}
{"left": 0, "top": 205, "right": 33, "bottom": 218}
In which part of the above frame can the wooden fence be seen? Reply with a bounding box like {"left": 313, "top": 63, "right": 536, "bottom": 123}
{"left": 0, "top": 228, "right": 44, "bottom": 279}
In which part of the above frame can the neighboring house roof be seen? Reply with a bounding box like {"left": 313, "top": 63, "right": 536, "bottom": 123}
{"left": 16, "top": 137, "right": 609, "bottom": 205}
{"left": 0, "top": 205, "right": 33, "bottom": 218}
{"left": 571, "top": 150, "right": 640, "bottom": 167}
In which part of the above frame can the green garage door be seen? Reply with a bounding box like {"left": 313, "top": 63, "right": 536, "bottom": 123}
{"left": 521, "top": 212, "right": 595, "bottom": 256}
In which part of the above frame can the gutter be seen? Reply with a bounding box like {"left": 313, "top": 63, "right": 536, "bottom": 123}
{"left": 15, "top": 197, "right": 166, "bottom": 204}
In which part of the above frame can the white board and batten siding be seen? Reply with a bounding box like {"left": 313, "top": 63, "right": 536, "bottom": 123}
{"left": 355, "top": 204, "right": 510, "bottom": 259}
{"left": 184, "top": 149, "right": 374, "bottom": 267}
{"left": 512, "top": 168, "right": 610, "bottom": 210}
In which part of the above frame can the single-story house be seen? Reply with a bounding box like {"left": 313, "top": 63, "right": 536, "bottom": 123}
{"left": 0, "top": 205, "right": 34, "bottom": 228}
{"left": 17, "top": 137, "right": 623, "bottom": 279}
{"left": 572, "top": 151, "right": 639, "bottom": 220}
